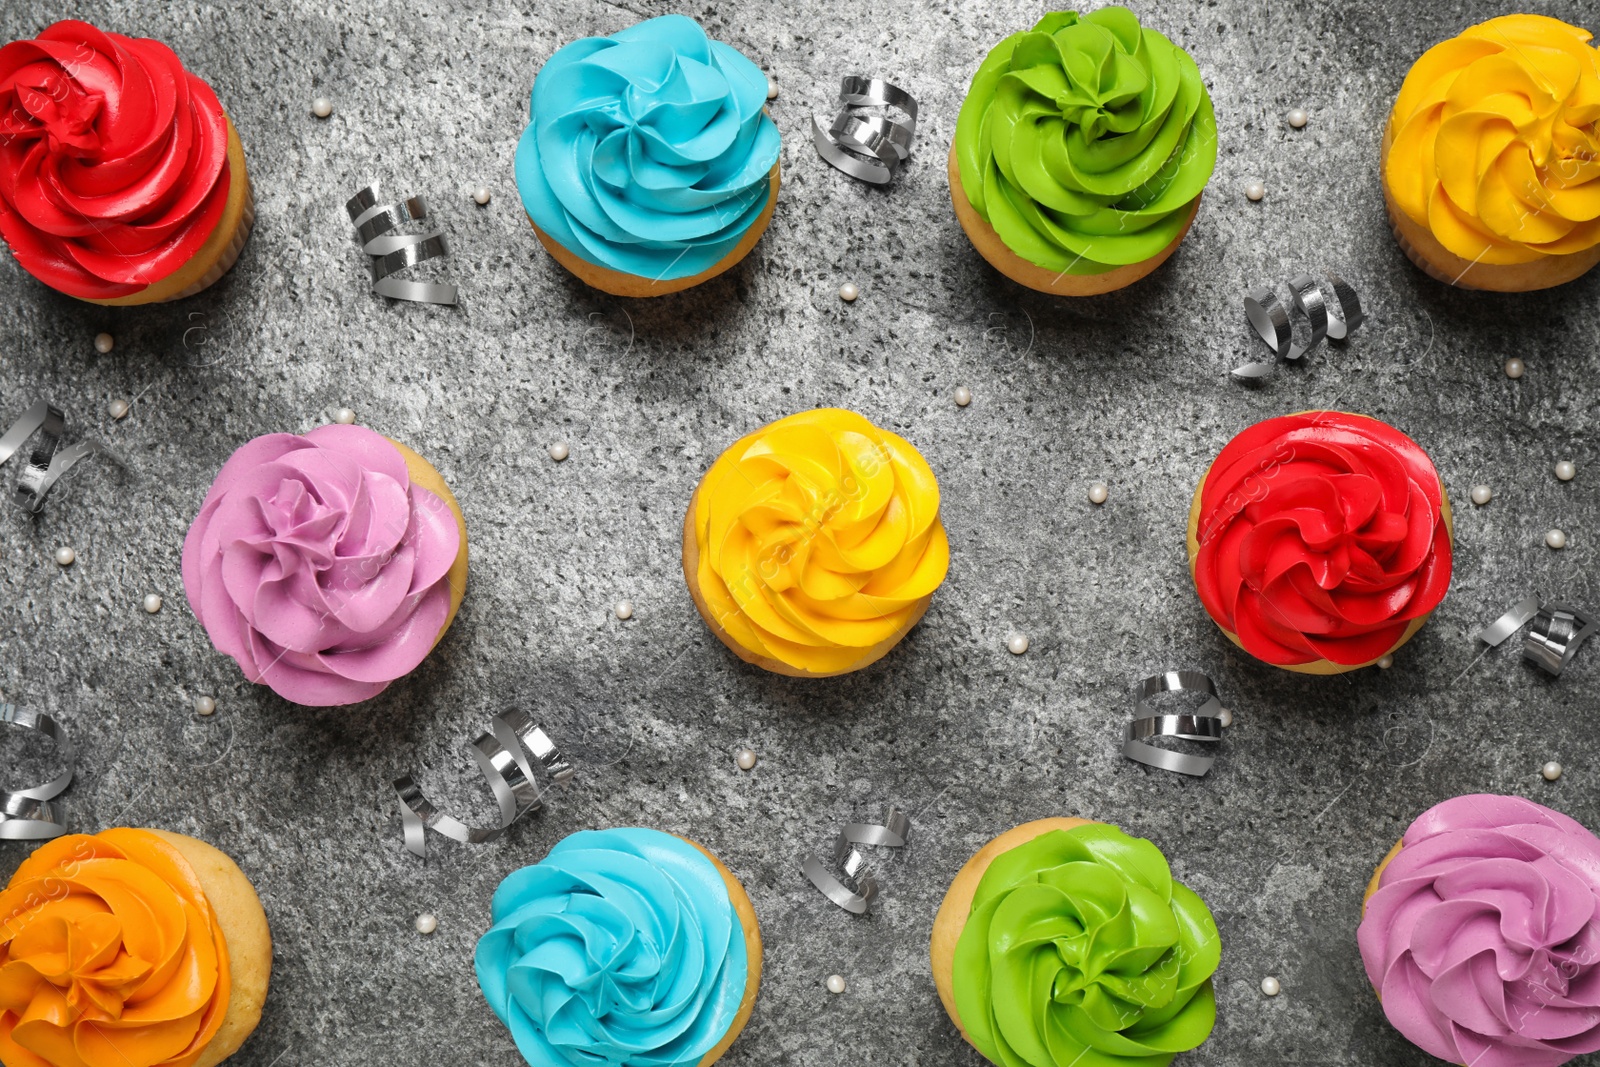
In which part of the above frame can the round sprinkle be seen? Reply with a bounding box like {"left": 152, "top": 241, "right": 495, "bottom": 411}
{"left": 838, "top": 282, "right": 860, "bottom": 303}
{"left": 1377, "top": 653, "right": 1395, "bottom": 669}
{"left": 953, "top": 386, "right": 972, "bottom": 408}
{"left": 1261, "top": 976, "right": 1282, "bottom": 997}
{"left": 195, "top": 696, "right": 216, "bottom": 717}
{"left": 1470, "top": 484, "right": 1492, "bottom": 506}
{"left": 108, "top": 399, "right": 130, "bottom": 420}
{"left": 1007, "top": 633, "right": 1030, "bottom": 655}
{"left": 825, "top": 974, "right": 846, "bottom": 995}
{"left": 53, "top": 546, "right": 76, "bottom": 567}
{"left": 736, "top": 748, "right": 758, "bottom": 772}
{"left": 1542, "top": 761, "right": 1564, "bottom": 782}
{"left": 312, "top": 97, "right": 333, "bottom": 119}
{"left": 1505, "top": 358, "right": 1525, "bottom": 379}
{"left": 1218, "top": 707, "right": 1234, "bottom": 728}
{"left": 1287, "top": 108, "right": 1309, "bottom": 129}
{"left": 1245, "top": 181, "right": 1266, "bottom": 202}
{"left": 93, "top": 332, "right": 114, "bottom": 354}
{"left": 332, "top": 407, "right": 356, "bottom": 425}
{"left": 766, "top": 76, "right": 779, "bottom": 101}
{"left": 549, "top": 441, "right": 570, "bottom": 462}
{"left": 1088, "top": 482, "right": 1109, "bottom": 506}
{"left": 415, "top": 913, "right": 438, "bottom": 935}
{"left": 1556, "top": 460, "right": 1576, "bottom": 482}
{"left": 142, "top": 594, "right": 162, "bottom": 614}
{"left": 1546, "top": 528, "right": 1568, "bottom": 550}
{"left": 614, "top": 600, "right": 634, "bottom": 621}
{"left": 473, "top": 186, "right": 491, "bottom": 206}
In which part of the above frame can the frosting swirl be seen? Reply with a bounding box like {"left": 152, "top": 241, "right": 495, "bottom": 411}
{"left": 1360, "top": 795, "right": 1600, "bottom": 1067}
{"left": 515, "top": 15, "right": 780, "bottom": 280}
{"left": 181, "top": 424, "right": 464, "bottom": 707}
{"left": 953, "top": 8, "right": 1216, "bottom": 274}
{"left": 1387, "top": 15, "right": 1600, "bottom": 266}
{"left": 953, "top": 825, "right": 1219, "bottom": 1067}
{"left": 0, "top": 20, "right": 233, "bottom": 300}
{"left": 1190, "top": 411, "right": 1452, "bottom": 669}
{"left": 475, "top": 828, "right": 750, "bottom": 1067}
{"left": 0, "top": 829, "right": 231, "bottom": 1067}
{"left": 687, "top": 408, "right": 949, "bottom": 675}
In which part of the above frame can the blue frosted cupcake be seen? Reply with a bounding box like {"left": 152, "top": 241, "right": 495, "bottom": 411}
{"left": 515, "top": 15, "right": 781, "bottom": 297}
{"left": 475, "top": 828, "right": 762, "bottom": 1067}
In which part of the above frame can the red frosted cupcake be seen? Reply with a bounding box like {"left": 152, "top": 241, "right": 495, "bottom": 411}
{"left": 0, "top": 20, "right": 253, "bottom": 305}
{"left": 1187, "top": 411, "right": 1453, "bottom": 673}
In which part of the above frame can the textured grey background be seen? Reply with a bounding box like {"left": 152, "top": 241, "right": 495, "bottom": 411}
{"left": 1, "top": 0, "right": 1598, "bottom": 1065}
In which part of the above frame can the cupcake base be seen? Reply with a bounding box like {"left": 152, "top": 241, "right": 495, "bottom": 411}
{"left": 682, "top": 836, "right": 763, "bottom": 1067}
{"left": 1381, "top": 117, "right": 1600, "bottom": 292}
{"left": 388, "top": 437, "right": 470, "bottom": 642}
{"left": 948, "top": 143, "right": 1198, "bottom": 296}
{"left": 531, "top": 165, "right": 780, "bottom": 298}
{"left": 85, "top": 116, "right": 255, "bottom": 307}
{"left": 930, "top": 817, "right": 1095, "bottom": 1042}
{"left": 147, "top": 830, "right": 272, "bottom": 1067}
{"left": 680, "top": 489, "right": 933, "bottom": 678}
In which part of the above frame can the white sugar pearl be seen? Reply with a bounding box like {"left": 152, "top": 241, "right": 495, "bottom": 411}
{"left": 195, "top": 696, "right": 216, "bottom": 717}
{"left": 1088, "top": 482, "right": 1109, "bottom": 505}
{"left": 1546, "top": 528, "right": 1568, "bottom": 550}
{"left": 1287, "top": 108, "right": 1309, "bottom": 129}
{"left": 93, "top": 332, "right": 114, "bottom": 354}
{"left": 838, "top": 283, "right": 859, "bottom": 302}
{"left": 766, "top": 76, "right": 779, "bottom": 100}
{"left": 1218, "top": 707, "right": 1234, "bottom": 728}
{"left": 1542, "top": 761, "right": 1564, "bottom": 782}
{"left": 415, "top": 913, "right": 438, "bottom": 935}
{"left": 332, "top": 407, "right": 356, "bottom": 425}
{"left": 1505, "top": 358, "right": 1525, "bottom": 379}
{"left": 1377, "top": 653, "right": 1394, "bottom": 669}
{"left": 1556, "top": 460, "right": 1576, "bottom": 482}
{"left": 1245, "top": 182, "right": 1266, "bottom": 202}
{"left": 473, "top": 186, "right": 491, "bottom": 206}
{"left": 312, "top": 97, "right": 332, "bottom": 119}
{"left": 109, "top": 398, "right": 130, "bottom": 420}
{"left": 953, "top": 386, "right": 972, "bottom": 407}
{"left": 53, "top": 546, "right": 76, "bottom": 566}
{"left": 614, "top": 600, "right": 634, "bottom": 621}
{"left": 1261, "top": 976, "right": 1281, "bottom": 996}
{"left": 825, "top": 974, "right": 846, "bottom": 994}
{"left": 1007, "top": 633, "right": 1030, "bottom": 655}
{"left": 736, "top": 748, "right": 758, "bottom": 771}
{"left": 142, "top": 594, "right": 162, "bottom": 614}
{"left": 549, "top": 442, "right": 570, "bottom": 462}
{"left": 1470, "top": 485, "right": 1492, "bottom": 506}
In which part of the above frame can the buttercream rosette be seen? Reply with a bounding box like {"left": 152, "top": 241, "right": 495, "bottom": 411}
{"left": 516, "top": 15, "right": 780, "bottom": 295}
{"left": 181, "top": 424, "right": 466, "bottom": 707}
{"left": 682, "top": 408, "right": 950, "bottom": 677}
{"left": 1188, "top": 411, "right": 1453, "bottom": 673}
{"left": 0, "top": 20, "right": 253, "bottom": 304}
{"left": 1383, "top": 14, "right": 1600, "bottom": 291}
{"left": 475, "top": 828, "right": 759, "bottom": 1067}
{"left": 1361, "top": 795, "right": 1600, "bottom": 1067}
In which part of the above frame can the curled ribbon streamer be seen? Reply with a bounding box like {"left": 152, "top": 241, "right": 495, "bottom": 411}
{"left": 1233, "top": 271, "right": 1364, "bottom": 380}
{"left": 1477, "top": 596, "right": 1596, "bottom": 677}
{"left": 0, "top": 705, "right": 74, "bottom": 841}
{"left": 1122, "top": 671, "right": 1226, "bottom": 777}
{"left": 802, "top": 806, "right": 910, "bottom": 914}
{"left": 346, "top": 182, "right": 458, "bottom": 305}
{"left": 0, "top": 401, "right": 122, "bottom": 513}
{"left": 393, "top": 709, "right": 573, "bottom": 858}
{"left": 812, "top": 76, "right": 918, "bottom": 185}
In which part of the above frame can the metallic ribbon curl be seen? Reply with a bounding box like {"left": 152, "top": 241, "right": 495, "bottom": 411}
{"left": 802, "top": 806, "right": 911, "bottom": 914}
{"left": 346, "top": 183, "right": 459, "bottom": 305}
{"left": 1122, "top": 671, "right": 1226, "bottom": 777}
{"left": 1, "top": 705, "right": 74, "bottom": 841}
{"left": 811, "top": 76, "right": 918, "bottom": 185}
{"left": 1477, "top": 595, "right": 1595, "bottom": 677}
{"left": 393, "top": 709, "right": 572, "bottom": 858}
{"left": 0, "top": 401, "right": 121, "bottom": 513}
{"left": 1233, "top": 271, "right": 1364, "bottom": 380}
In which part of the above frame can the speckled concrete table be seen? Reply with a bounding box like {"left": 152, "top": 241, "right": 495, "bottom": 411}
{"left": 2, "top": 1, "right": 1598, "bottom": 1065}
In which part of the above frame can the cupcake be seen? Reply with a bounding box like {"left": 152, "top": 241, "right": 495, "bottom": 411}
{"left": 931, "top": 818, "right": 1220, "bottom": 1067}
{"left": 1188, "top": 411, "right": 1453, "bottom": 674}
{"left": 181, "top": 423, "right": 468, "bottom": 706}
{"left": 1383, "top": 15, "right": 1600, "bottom": 292}
{"left": 1360, "top": 795, "right": 1600, "bottom": 1066}
{"left": 516, "top": 15, "right": 780, "bottom": 298}
{"left": 950, "top": 8, "right": 1216, "bottom": 296}
{"left": 0, "top": 21, "right": 253, "bottom": 305}
{"left": 476, "top": 828, "right": 760, "bottom": 1067}
{"left": 0, "top": 827, "right": 272, "bottom": 1067}
{"left": 682, "top": 408, "right": 950, "bottom": 677}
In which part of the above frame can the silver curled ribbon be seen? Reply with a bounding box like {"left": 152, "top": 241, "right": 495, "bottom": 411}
{"left": 0, "top": 401, "right": 122, "bottom": 514}
{"left": 1233, "top": 271, "right": 1364, "bottom": 380}
{"left": 393, "top": 709, "right": 573, "bottom": 858}
{"left": 811, "top": 76, "right": 918, "bottom": 185}
{"left": 346, "top": 182, "right": 458, "bottom": 305}
{"left": 1121, "top": 671, "right": 1226, "bottom": 777}
{"left": 802, "top": 806, "right": 911, "bottom": 914}
{"left": 1, "top": 705, "right": 74, "bottom": 841}
{"left": 1477, "top": 595, "right": 1596, "bottom": 677}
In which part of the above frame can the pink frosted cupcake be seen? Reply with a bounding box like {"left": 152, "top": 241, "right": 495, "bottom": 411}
{"left": 182, "top": 424, "right": 467, "bottom": 706}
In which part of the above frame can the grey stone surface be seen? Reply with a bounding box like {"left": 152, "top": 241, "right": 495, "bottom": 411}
{"left": 2, "top": 0, "right": 1599, "bottom": 1065}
